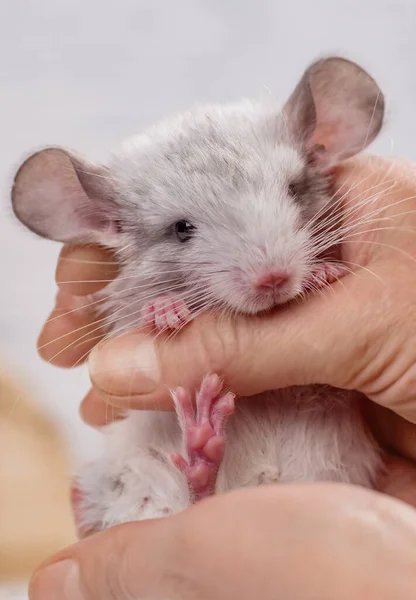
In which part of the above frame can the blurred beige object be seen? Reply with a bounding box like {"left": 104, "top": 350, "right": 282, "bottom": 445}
{"left": 0, "top": 359, "right": 76, "bottom": 580}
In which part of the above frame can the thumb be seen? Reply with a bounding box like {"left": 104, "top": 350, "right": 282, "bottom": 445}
{"left": 29, "top": 519, "right": 176, "bottom": 600}
{"left": 88, "top": 266, "right": 401, "bottom": 411}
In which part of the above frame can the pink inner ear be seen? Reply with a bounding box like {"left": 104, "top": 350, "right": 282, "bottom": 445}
{"left": 311, "top": 122, "right": 337, "bottom": 147}
{"left": 306, "top": 142, "right": 332, "bottom": 172}
{"left": 12, "top": 147, "right": 121, "bottom": 244}
{"left": 308, "top": 118, "right": 365, "bottom": 171}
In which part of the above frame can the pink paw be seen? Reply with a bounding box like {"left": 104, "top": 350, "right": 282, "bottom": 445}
{"left": 171, "top": 374, "right": 235, "bottom": 501}
{"left": 311, "top": 262, "right": 348, "bottom": 287}
{"left": 143, "top": 296, "right": 191, "bottom": 330}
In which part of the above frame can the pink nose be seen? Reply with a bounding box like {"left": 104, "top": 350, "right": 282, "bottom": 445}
{"left": 254, "top": 271, "right": 288, "bottom": 289}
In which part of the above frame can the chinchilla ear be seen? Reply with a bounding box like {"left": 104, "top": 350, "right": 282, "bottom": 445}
{"left": 12, "top": 147, "right": 121, "bottom": 243}
{"left": 283, "top": 56, "right": 384, "bottom": 167}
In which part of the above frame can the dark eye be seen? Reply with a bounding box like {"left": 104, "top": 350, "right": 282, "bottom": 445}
{"left": 174, "top": 220, "right": 195, "bottom": 242}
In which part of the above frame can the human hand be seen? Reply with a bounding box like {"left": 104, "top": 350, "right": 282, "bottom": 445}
{"left": 38, "top": 154, "right": 416, "bottom": 463}
{"left": 29, "top": 483, "right": 416, "bottom": 600}
{"left": 33, "top": 154, "right": 416, "bottom": 599}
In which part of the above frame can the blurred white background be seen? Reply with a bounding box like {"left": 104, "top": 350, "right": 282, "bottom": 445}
{"left": 1, "top": 0, "right": 416, "bottom": 464}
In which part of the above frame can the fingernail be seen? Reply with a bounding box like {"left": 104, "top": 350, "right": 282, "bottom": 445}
{"left": 31, "top": 560, "right": 85, "bottom": 599}
{"left": 89, "top": 335, "right": 160, "bottom": 396}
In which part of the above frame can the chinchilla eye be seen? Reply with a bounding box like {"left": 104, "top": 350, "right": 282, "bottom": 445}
{"left": 174, "top": 220, "right": 196, "bottom": 242}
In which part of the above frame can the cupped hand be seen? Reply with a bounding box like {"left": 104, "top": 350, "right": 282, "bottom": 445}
{"left": 37, "top": 154, "right": 416, "bottom": 463}
{"left": 29, "top": 483, "right": 416, "bottom": 600}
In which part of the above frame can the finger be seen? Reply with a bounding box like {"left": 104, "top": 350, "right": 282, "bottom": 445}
{"left": 87, "top": 266, "right": 406, "bottom": 413}
{"left": 56, "top": 245, "right": 119, "bottom": 296}
{"left": 38, "top": 245, "right": 117, "bottom": 367}
{"left": 28, "top": 484, "right": 416, "bottom": 600}
{"left": 176, "top": 484, "right": 416, "bottom": 600}
{"left": 38, "top": 291, "right": 106, "bottom": 368}
{"left": 80, "top": 389, "right": 126, "bottom": 426}
{"left": 85, "top": 299, "right": 358, "bottom": 410}
{"left": 29, "top": 519, "right": 177, "bottom": 600}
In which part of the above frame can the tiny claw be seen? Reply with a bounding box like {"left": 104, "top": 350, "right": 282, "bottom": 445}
{"left": 142, "top": 296, "right": 191, "bottom": 331}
